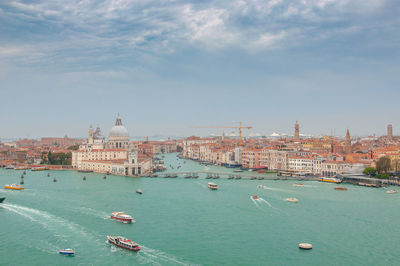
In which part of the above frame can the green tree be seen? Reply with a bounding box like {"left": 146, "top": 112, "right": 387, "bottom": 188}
{"left": 363, "top": 167, "right": 376, "bottom": 176}
{"left": 376, "top": 156, "right": 391, "bottom": 174}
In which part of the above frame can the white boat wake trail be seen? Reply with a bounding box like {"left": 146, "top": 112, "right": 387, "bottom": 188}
{"left": 137, "top": 245, "right": 198, "bottom": 266}
{"left": 2, "top": 203, "right": 99, "bottom": 247}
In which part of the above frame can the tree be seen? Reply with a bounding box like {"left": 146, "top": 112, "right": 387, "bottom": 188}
{"left": 376, "top": 156, "right": 391, "bottom": 174}
{"left": 363, "top": 167, "right": 376, "bottom": 176}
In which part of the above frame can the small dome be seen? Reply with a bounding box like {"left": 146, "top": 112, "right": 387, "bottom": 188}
{"left": 109, "top": 125, "right": 129, "bottom": 137}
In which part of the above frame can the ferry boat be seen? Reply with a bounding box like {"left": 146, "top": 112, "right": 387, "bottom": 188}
{"left": 4, "top": 184, "right": 24, "bottom": 190}
{"left": 58, "top": 249, "right": 75, "bottom": 255}
{"left": 386, "top": 189, "right": 398, "bottom": 194}
{"left": 107, "top": 236, "right": 140, "bottom": 251}
{"left": 208, "top": 183, "right": 218, "bottom": 190}
{"left": 110, "top": 212, "right": 135, "bottom": 223}
{"left": 334, "top": 187, "right": 347, "bottom": 191}
{"left": 318, "top": 177, "right": 341, "bottom": 183}
{"left": 31, "top": 167, "right": 48, "bottom": 171}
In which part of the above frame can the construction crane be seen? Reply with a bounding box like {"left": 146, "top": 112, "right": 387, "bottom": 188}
{"left": 192, "top": 122, "right": 252, "bottom": 147}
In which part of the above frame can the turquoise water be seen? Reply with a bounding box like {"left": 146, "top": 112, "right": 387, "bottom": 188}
{"left": 1, "top": 153, "right": 400, "bottom": 265}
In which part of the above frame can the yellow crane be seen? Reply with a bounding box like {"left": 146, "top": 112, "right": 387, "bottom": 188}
{"left": 192, "top": 122, "right": 252, "bottom": 147}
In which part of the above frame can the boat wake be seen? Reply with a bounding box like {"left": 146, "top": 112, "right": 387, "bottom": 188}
{"left": 250, "top": 196, "right": 272, "bottom": 208}
{"left": 75, "top": 206, "right": 109, "bottom": 219}
{"left": 137, "top": 245, "right": 197, "bottom": 266}
{"left": 2, "top": 203, "right": 99, "bottom": 247}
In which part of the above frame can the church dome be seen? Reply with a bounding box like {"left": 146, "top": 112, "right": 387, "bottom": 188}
{"left": 109, "top": 115, "right": 129, "bottom": 138}
{"left": 109, "top": 125, "right": 129, "bottom": 137}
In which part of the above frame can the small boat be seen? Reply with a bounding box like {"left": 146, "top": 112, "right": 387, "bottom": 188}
{"left": 293, "top": 183, "right": 304, "bottom": 187}
{"left": 58, "top": 248, "right": 75, "bottom": 255}
{"left": 299, "top": 243, "right": 312, "bottom": 250}
{"left": 111, "top": 212, "right": 135, "bottom": 223}
{"left": 213, "top": 175, "right": 220, "bottom": 179}
{"left": 234, "top": 170, "right": 243, "bottom": 173}
{"left": 0, "top": 197, "right": 6, "bottom": 203}
{"left": 21, "top": 175, "right": 24, "bottom": 179}
{"left": 250, "top": 177, "right": 257, "bottom": 180}
{"left": 53, "top": 178, "right": 57, "bottom": 182}
{"left": 107, "top": 236, "right": 140, "bottom": 251}
{"left": 83, "top": 176, "right": 86, "bottom": 180}
{"left": 23, "top": 171, "right": 26, "bottom": 175}
{"left": 208, "top": 182, "right": 218, "bottom": 190}
{"left": 257, "top": 177, "right": 264, "bottom": 180}
{"left": 104, "top": 175, "right": 107, "bottom": 179}
{"left": 151, "top": 174, "right": 158, "bottom": 177}
{"left": 252, "top": 195, "right": 259, "bottom": 200}
{"left": 386, "top": 189, "right": 398, "bottom": 194}
{"left": 183, "top": 174, "right": 191, "bottom": 178}
{"left": 4, "top": 165, "right": 14, "bottom": 170}
{"left": 258, "top": 185, "right": 267, "bottom": 189}
{"left": 228, "top": 176, "right": 234, "bottom": 180}
{"left": 192, "top": 174, "right": 199, "bottom": 178}
{"left": 20, "top": 180, "right": 24, "bottom": 185}
{"left": 334, "top": 187, "right": 347, "bottom": 191}
{"left": 47, "top": 173, "right": 50, "bottom": 177}
{"left": 285, "top": 198, "right": 299, "bottom": 203}
{"left": 235, "top": 176, "right": 241, "bottom": 180}
{"left": 136, "top": 189, "right": 143, "bottom": 194}
{"left": 4, "top": 184, "right": 24, "bottom": 190}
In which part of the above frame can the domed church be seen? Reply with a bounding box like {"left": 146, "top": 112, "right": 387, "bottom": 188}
{"left": 107, "top": 115, "right": 130, "bottom": 150}
{"left": 72, "top": 115, "right": 153, "bottom": 176}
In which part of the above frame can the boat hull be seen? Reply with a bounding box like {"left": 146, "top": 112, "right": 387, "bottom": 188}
{"left": 111, "top": 216, "right": 133, "bottom": 223}
{"left": 4, "top": 186, "right": 24, "bottom": 190}
{"left": 0, "top": 197, "right": 5, "bottom": 203}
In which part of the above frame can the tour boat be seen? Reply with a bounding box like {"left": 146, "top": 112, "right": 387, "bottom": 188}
{"left": 110, "top": 212, "right": 135, "bottom": 223}
{"left": 386, "top": 189, "right": 398, "bottom": 194}
{"left": 4, "top": 184, "right": 24, "bottom": 190}
{"left": 208, "top": 183, "right": 218, "bottom": 190}
{"left": 0, "top": 197, "right": 5, "bottom": 203}
{"left": 252, "top": 195, "right": 259, "bottom": 200}
{"left": 293, "top": 183, "right": 304, "bottom": 187}
{"left": 58, "top": 249, "right": 75, "bottom": 255}
{"left": 334, "top": 187, "right": 347, "bottom": 191}
{"left": 318, "top": 177, "right": 341, "bottom": 183}
{"left": 299, "top": 243, "right": 312, "bottom": 250}
{"left": 107, "top": 236, "right": 140, "bottom": 251}
{"left": 285, "top": 198, "right": 299, "bottom": 203}
{"left": 136, "top": 189, "right": 143, "bottom": 194}
{"left": 31, "top": 167, "right": 48, "bottom": 171}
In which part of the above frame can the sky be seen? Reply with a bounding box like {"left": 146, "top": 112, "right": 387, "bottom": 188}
{"left": 0, "top": 0, "right": 399, "bottom": 139}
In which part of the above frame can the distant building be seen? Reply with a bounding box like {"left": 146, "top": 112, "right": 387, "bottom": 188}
{"left": 294, "top": 121, "right": 300, "bottom": 140}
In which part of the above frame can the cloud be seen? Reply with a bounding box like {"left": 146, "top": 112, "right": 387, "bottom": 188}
{"left": 0, "top": 0, "right": 394, "bottom": 69}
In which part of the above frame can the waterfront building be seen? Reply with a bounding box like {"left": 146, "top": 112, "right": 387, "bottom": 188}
{"left": 72, "top": 115, "right": 153, "bottom": 176}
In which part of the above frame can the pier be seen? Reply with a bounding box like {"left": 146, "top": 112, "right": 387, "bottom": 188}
{"left": 145, "top": 171, "right": 319, "bottom": 181}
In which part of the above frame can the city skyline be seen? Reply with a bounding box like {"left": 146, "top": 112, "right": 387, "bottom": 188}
{"left": 1, "top": 0, "right": 399, "bottom": 137}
